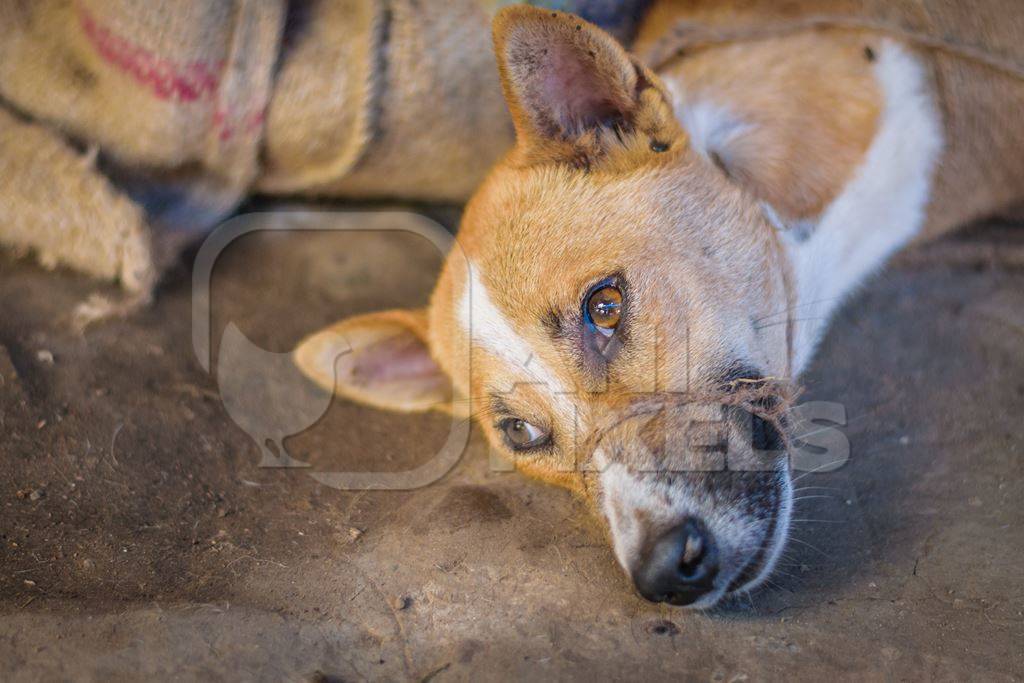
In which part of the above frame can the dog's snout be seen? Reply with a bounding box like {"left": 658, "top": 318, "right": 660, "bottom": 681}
{"left": 634, "top": 517, "right": 719, "bottom": 606}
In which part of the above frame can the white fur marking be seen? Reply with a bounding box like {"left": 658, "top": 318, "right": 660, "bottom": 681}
{"left": 676, "top": 97, "right": 752, "bottom": 166}
{"left": 784, "top": 41, "right": 943, "bottom": 374}
{"left": 458, "top": 265, "right": 574, "bottom": 417}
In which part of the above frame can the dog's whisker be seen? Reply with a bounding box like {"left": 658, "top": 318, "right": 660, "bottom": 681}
{"left": 790, "top": 494, "right": 841, "bottom": 503}
{"left": 753, "top": 316, "right": 825, "bottom": 331}
{"left": 790, "top": 457, "right": 849, "bottom": 483}
{"left": 787, "top": 536, "right": 833, "bottom": 560}
{"left": 751, "top": 295, "right": 845, "bottom": 325}
{"left": 792, "top": 485, "right": 844, "bottom": 493}
{"left": 790, "top": 518, "right": 844, "bottom": 524}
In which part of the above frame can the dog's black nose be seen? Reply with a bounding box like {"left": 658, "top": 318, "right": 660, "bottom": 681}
{"left": 634, "top": 517, "right": 719, "bottom": 606}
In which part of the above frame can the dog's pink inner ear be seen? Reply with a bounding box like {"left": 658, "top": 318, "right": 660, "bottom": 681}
{"left": 533, "top": 42, "right": 631, "bottom": 136}
{"left": 499, "top": 13, "right": 638, "bottom": 141}
{"left": 346, "top": 334, "right": 443, "bottom": 387}
{"left": 294, "top": 310, "right": 451, "bottom": 413}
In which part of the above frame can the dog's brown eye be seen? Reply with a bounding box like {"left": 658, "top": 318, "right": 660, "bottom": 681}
{"left": 500, "top": 418, "right": 548, "bottom": 450}
{"left": 587, "top": 285, "right": 622, "bottom": 331}
{"left": 581, "top": 277, "right": 626, "bottom": 364}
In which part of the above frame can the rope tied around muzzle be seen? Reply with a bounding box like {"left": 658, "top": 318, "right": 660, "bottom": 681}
{"left": 577, "top": 377, "right": 801, "bottom": 488}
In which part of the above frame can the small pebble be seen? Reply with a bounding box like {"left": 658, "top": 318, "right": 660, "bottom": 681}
{"left": 648, "top": 620, "right": 679, "bottom": 637}
{"left": 23, "top": 580, "right": 36, "bottom": 587}
{"left": 390, "top": 595, "right": 413, "bottom": 611}
{"left": 36, "top": 350, "right": 54, "bottom": 364}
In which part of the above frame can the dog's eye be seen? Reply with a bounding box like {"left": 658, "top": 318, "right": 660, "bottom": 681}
{"left": 499, "top": 418, "right": 549, "bottom": 450}
{"left": 586, "top": 284, "right": 622, "bottom": 334}
{"left": 582, "top": 277, "right": 626, "bottom": 363}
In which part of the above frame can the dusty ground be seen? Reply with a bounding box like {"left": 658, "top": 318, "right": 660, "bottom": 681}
{"left": 1, "top": 211, "right": 1022, "bottom": 681}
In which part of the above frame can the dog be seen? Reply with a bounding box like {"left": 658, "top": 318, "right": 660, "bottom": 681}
{"left": 293, "top": 2, "right": 1024, "bottom": 608}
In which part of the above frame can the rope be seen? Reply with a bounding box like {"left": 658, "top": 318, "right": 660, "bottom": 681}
{"left": 643, "top": 14, "right": 1024, "bottom": 82}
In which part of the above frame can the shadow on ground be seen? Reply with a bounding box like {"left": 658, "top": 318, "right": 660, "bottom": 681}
{"left": 1, "top": 212, "right": 1022, "bottom": 681}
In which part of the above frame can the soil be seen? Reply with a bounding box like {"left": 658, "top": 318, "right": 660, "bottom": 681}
{"left": 1, "top": 211, "right": 1022, "bottom": 681}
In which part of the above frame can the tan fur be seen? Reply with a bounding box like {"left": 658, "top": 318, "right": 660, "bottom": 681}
{"left": 632, "top": 0, "right": 1024, "bottom": 238}
{"left": 297, "top": 6, "right": 880, "bottom": 499}
{"left": 303, "top": 8, "right": 793, "bottom": 502}
{"left": 661, "top": 31, "right": 881, "bottom": 220}
{"left": 424, "top": 9, "right": 798, "bottom": 504}
{"left": 296, "top": 2, "right": 1024, "bottom": 602}
{"left": 493, "top": 5, "right": 683, "bottom": 172}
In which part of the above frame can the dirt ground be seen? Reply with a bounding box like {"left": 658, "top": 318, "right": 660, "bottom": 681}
{"left": 1, "top": 210, "right": 1022, "bottom": 682}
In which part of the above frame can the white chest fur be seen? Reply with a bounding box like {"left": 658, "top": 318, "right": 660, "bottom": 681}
{"left": 666, "top": 40, "right": 943, "bottom": 376}
{"left": 782, "top": 41, "right": 943, "bottom": 374}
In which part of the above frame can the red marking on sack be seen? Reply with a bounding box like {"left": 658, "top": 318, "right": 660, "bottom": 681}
{"left": 213, "top": 106, "right": 267, "bottom": 142}
{"left": 214, "top": 100, "right": 268, "bottom": 141}
{"left": 243, "top": 109, "right": 266, "bottom": 134}
{"left": 78, "top": 4, "right": 223, "bottom": 102}
{"left": 213, "top": 109, "right": 231, "bottom": 140}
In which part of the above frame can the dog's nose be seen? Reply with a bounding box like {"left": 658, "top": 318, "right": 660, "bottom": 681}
{"left": 634, "top": 517, "right": 719, "bottom": 606}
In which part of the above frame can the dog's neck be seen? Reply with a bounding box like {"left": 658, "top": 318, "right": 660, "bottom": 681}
{"left": 777, "top": 41, "right": 943, "bottom": 374}
{"left": 660, "top": 40, "right": 943, "bottom": 377}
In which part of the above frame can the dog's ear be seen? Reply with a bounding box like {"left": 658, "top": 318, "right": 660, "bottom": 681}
{"left": 293, "top": 308, "right": 451, "bottom": 413}
{"left": 493, "top": 6, "right": 676, "bottom": 164}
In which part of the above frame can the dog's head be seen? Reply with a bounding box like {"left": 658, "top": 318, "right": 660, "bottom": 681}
{"left": 296, "top": 7, "right": 801, "bottom": 608}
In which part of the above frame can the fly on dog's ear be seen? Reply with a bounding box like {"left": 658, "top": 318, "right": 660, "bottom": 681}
{"left": 492, "top": 6, "right": 679, "bottom": 166}
{"left": 293, "top": 308, "right": 451, "bottom": 413}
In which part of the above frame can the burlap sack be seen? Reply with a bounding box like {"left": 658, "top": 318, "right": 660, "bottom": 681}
{"left": 262, "top": 0, "right": 512, "bottom": 201}
{"left": 0, "top": 0, "right": 285, "bottom": 311}
{"left": 0, "top": 0, "right": 656, "bottom": 311}
{"left": 0, "top": 106, "right": 153, "bottom": 293}
{"left": 256, "top": 0, "right": 380, "bottom": 196}
{"left": 0, "top": 0, "right": 285, "bottom": 219}
{"left": 259, "top": 0, "right": 650, "bottom": 201}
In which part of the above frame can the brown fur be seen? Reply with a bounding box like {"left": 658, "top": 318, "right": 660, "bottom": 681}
{"left": 660, "top": 30, "right": 881, "bottom": 220}
{"left": 296, "top": 2, "right": 1024, "bottom": 602}
{"left": 302, "top": 7, "right": 795, "bottom": 500}
{"left": 632, "top": 0, "right": 1024, "bottom": 238}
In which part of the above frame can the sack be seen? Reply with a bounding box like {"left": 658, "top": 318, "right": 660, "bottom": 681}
{"left": 0, "top": 0, "right": 652, "bottom": 303}
{"left": 0, "top": 106, "right": 153, "bottom": 293}
{"left": 0, "top": 0, "right": 286, "bottom": 229}
{"left": 260, "top": 0, "right": 651, "bottom": 201}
